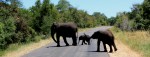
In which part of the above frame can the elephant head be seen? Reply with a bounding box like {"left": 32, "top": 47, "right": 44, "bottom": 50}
{"left": 51, "top": 22, "right": 58, "bottom": 43}
{"left": 91, "top": 31, "right": 100, "bottom": 39}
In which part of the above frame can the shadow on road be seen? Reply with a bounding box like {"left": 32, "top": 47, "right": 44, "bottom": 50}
{"left": 87, "top": 51, "right": 107, "bottom": 53}
{"left": 46, "top": 45, "right": 69, "bottom": 48}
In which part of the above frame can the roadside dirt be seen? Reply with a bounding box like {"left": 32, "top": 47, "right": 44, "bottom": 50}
{"left": 108, "top": 40, "right": 142, "bottom": 57}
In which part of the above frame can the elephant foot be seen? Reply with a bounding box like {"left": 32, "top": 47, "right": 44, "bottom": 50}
{"left": 109, "top": 50, "right": 113, "bottom": 53}
{"left": 115, "top": 49, "right": 117, "bottom": 51}
{"left": 109, "top": 51, "right": 113, "bottom": 53}
{"left": 96, "top": 50, "right": 100, "bottom": 52}
{"left": 72, "top": 44, "right": 77, "bottom": 46}
{"left": 66, "top": 44, "right": 69, "bottom": 46}
{"left": 104, "top": 50, "right": 107, "bottom": 52}
{"left": 57, "top": 45, "right": 60, "bottom": 47}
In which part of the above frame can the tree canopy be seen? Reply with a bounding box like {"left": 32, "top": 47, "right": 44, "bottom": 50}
{"left": 109, "top": 0, "right": 150, "bottom": 30}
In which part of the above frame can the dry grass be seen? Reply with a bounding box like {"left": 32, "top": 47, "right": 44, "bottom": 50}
{"left": 109, "top": 27, "right": 150, "bottom": 57}
{"left": 2, "top": 38, "right": 52, "bottom": 57}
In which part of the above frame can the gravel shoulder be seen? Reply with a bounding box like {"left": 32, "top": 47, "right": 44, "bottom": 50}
{"left": 108, "top": 40, "right": 142, "bottom": 57}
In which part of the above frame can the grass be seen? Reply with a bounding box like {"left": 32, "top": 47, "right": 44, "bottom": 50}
{"left": 0, "top": 43, "right": 20, "bottom": 56}
{"left": 0, "top": 35, "right": 45, "bottom": 57}
{"left": 1, "top": 28, "right": 92, "bottom": 57}
{"left": 110, "top": 27, "right": 150, "bottom": 57}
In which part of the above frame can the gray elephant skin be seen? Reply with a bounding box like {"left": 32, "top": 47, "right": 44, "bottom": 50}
{"left": 91, "top": 29, "right": 117, "bottom": 53}
{"left": 78, "top": 33, "right": 91, "bottom": 45}
{"left": 51, "top": 22, "right": 78, "bottom": 47}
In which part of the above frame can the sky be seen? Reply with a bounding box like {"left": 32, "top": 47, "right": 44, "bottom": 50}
{"left": 21, "top": 0, "right": 144, "bottom": 18}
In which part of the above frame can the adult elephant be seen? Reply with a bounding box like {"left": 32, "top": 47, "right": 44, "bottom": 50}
{"left": 91, "top": 29, "right": 117, "bottom": 53}
{"left": 51, "top": 22, "right": 78, "bottom": 47}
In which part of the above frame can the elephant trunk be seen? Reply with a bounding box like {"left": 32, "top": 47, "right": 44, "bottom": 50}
{"left": 51, "top": 31, "right": 57, "bottom": 43}
{"left": 51, "top": 25, "right": 57, "bottom": 43}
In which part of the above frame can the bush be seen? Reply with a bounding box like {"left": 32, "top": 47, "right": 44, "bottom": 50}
{"left": 0, "top": 17, "right": 16, "bottom": 49}
{"left": 14, "top": 32, "right": 23, "bottom": 43}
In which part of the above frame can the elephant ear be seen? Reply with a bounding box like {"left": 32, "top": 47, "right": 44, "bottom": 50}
{"left": 52, "top": 22, "right": 58, "bottom": 29}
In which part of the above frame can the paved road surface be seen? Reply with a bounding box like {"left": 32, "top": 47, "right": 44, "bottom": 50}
{"left": 22, "top": 26, "right": 112, "bottom": 57}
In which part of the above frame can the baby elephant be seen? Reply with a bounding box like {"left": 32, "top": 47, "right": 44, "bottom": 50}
{"left": 78, "top": 33, "right": 91, "bottom": 45}
{"left": 91, "top": 29, "right": 117, "bottom": 53}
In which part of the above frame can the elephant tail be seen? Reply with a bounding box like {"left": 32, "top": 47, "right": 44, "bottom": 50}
{"left": 76, "top": 28, "right": 78, "bottom": 38}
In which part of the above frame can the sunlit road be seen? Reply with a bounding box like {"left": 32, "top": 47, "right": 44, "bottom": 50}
{"left": 22, "top": 26, "right": 112, "bottom": 57}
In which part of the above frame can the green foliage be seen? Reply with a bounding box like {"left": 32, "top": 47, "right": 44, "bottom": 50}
{"left": 113, "top": 0, "right": 150, "bottom": 31}
{"left": 107, "top": 17, "right": 116, "bottom": 25}
{"left": 0, "top": 22, "right": 5, "bottom": 49}
{"left": 92, "top": 12, "right": 107, "bottom": 26}
{"left": 0, "top": 0, "right": 37, "bottom": 50}
{"left": 0, "top": 17, "right": 16, "bottom": 49}
{"left": 56, "top": 0, "right": 71, "bottom": 12}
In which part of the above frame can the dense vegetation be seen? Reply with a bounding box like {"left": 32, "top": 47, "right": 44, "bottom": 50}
{"left": 0, "top": 0, "right": 108, "bottom": 51}
{"left": 108, "top": 0, "right": 150, "bottom": 31}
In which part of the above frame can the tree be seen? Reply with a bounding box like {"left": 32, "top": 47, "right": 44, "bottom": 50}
{"left": 92, "top": 12, "right": 107, "bottom": 26}
{"left": 129, "top": 0, "right": 150, "bottom": 30}
{"left": 56, "top": 0, "right": 71, "bottom": 12}
{"left": 107, "top": 17, "right": 116, "bottom": 26}
{"left": 29, "top": 0, "right": 41, "bottom": 32}
{"left": 141, "top": 0, "right": 150, "bottom": 29}
{"left": 115, "top": 12, "right": 133, "bottom": 31}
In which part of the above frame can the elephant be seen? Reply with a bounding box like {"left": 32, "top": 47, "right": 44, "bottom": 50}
{"left": 51, "top": 22, "right": 78, "bottom": 47}
{"left": 91, "top": 29, "right": 117, "bottom": 53}
{"left": 78, "top": 33, "right": 91, "bottom": 45}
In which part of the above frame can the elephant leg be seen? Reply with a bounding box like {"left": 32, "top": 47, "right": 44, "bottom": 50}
{"left": 63, "top": 36, "right": 69, "bottom": 46}
{"left": 103, "top": 42, "right": 107, "bottom": 52}
{"left": 109, "top": 44, "right": 113, "bottom": 53}
{"left": 86, "top": 39, "right": 90, "bottom": 45}
{"left": 81, "top": 40, "right": 84, "bottom": 45}
{"left": 97, "top": 39, "right": 100, "bottom": 52}
{"left": 83, "top": 40, "right": 87, "bottom": 45}
{"left": 72, "top": 35, "right": 77, "bottom": 46}
{"left": 113, "top": 42, "right": 117, "bottom": 51}
{"left": 88, "top": 40, "right": 90, "bottom": 45}
{"left": 56, "top": 35, "right": 60, "bottom": 47}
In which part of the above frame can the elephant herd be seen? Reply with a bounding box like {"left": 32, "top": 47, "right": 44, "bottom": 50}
{"left": 51, "top": 22, "right": 117, "bottom": 53}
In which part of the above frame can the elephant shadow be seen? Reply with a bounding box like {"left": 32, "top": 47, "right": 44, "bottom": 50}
{"left": 46, "top": 45, "right": 68, "bottom": 48}
{"left": 87, "top": 51, "right": 107, "bottom": 53}
{"left": 46, "top": 45, "right": 77, "bottom": 48}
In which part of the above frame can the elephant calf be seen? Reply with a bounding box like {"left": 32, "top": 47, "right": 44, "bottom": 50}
{"left": 78, "top": 33, "right": 91, "bottom": 45}
{"left": 91, "top": 29, "right": 117, "bottom": 53}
